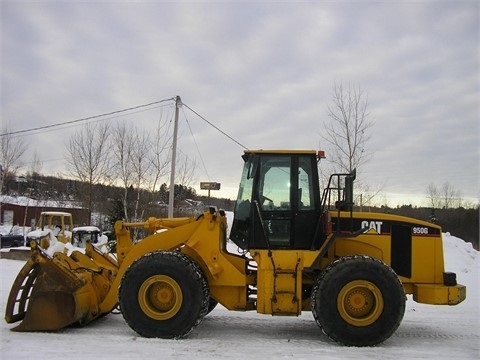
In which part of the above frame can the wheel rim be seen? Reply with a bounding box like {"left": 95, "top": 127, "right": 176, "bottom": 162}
{"left": 337, "top": 280, "right": 384, "bottom": 327}
{"left": 138, "top": 275, "right": 183, "bottom": 320}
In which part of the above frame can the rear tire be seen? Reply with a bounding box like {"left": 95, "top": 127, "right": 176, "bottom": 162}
{"left": 119, "top": 251, "right": 209, "bottom": 338}
{"left": 311, "top": 255, "right": 405, "bottom": 346}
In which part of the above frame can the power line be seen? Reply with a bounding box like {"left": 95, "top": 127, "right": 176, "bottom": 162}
{"left": 182, "top": 107, "right": 211, "bottom": 180}
{"left": 0, "top": 97, "right": 175, "bottom": 137}
{"left": 9, "top": 103, "right": 174, "bottom": 139}
{"left": 2, "top": 97, "right": 248, "bottom": 151}
{"left": 182, "top": 103, "right": 248, "bottom": 150}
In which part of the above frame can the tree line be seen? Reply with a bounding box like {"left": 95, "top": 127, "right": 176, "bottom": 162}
{"left": 368, "top": 204, "right": 478, "bottom": 250}
{"left": 1, "top": 172, "right": 234, "bottom": 230}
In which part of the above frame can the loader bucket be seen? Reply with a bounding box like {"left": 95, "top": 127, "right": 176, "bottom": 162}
{"left": 5, "top": 242, "right": 102, "bottom": 332}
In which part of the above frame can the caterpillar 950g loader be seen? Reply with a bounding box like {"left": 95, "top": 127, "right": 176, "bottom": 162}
{"left": 5, "top": 150, "right": 466, "bottom": 346}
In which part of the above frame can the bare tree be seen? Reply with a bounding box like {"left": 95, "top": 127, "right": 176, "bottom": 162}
{"left": 357, "top": 183, "right": 384, "bottom": 210}
{"left": 28, "top": 151, "right": 43, "bottom": 177}
{"left": 175, "top": 151, "right": 197, "bottom": 189}
{"left": 0, "top": 127, "right": 27, "bottom": 194}
{"left": 427, "top": 181, "right": 462, "bottom": 209}
{"left": 110, "top": 122, "right": 135, "bottom": 220}
{"left": 130, "top": 128, "right": 151, "bottom": 222}
{"left": 322, "top": 82, "right": 374, "bottom": 174}
{"left": 110, "top": 123, "right": 160, "bottom": 222}
{"left": 22, "top": 151, "right": 44, "bottom": 231}
{"left": 441, "top": 182, "right": 462, "bottom": 209}
{"left": 427, "top": 183, "right": 441, "bottom": 209}
{"left": 148, "top": 118, "right": 172, "bottom": 194}
{"left": 65, "top": 122, "right": 111, "bottom": 224}
{"left": 321, "top": 82, "right": 376, "bottom": 206}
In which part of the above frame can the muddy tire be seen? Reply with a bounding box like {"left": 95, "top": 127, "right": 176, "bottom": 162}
{"left": 119, "top": 251, "right": 209, "bottom": 338}
{"left": 311, "top": 255, "right": 405, "bottom": 346}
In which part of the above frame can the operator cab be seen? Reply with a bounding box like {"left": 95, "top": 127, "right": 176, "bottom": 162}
{"left": 230, "top": 150, "right": 323, "bottom": 251}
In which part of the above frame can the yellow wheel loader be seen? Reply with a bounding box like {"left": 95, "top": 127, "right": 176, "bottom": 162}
{"left": 4, "top": 150, "right": 466, "bottom": 346}
{"left": 25, "top": 211, "right": 74, "bottom": 249}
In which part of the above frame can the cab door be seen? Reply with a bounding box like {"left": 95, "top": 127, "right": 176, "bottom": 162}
{"left": 252, "top": 154, "right": 320, "bottom": 250}
{"left": 255, "top": 155, "right": 292, "bottom": 248}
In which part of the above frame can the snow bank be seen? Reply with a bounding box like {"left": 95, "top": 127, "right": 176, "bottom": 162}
{"left": 442, "top": 232, "right": 479, "bottom": 274}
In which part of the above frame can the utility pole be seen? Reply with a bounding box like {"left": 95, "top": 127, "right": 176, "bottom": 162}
{"left": 168, "top": 96, "right": 181, "bottom": 218}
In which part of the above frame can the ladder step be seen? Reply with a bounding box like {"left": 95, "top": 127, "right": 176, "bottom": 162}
{"left": 275, "top": 269, "right": 296, "bottom": 275}
{"left": 275, "top": 290, "right": 296, "bottom": 295}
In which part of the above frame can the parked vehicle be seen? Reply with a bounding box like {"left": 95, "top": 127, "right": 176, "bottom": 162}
{"left": 0, "top": 234, "right": 24, "bottom": 248}
{"left": 72, "top": 226, "right": 110, "bottom": 250}
{"left": 25, "top": 211, "right": 73, "bottom": 249}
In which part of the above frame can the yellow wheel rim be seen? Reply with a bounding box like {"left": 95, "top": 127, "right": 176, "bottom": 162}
{"left": 138, "top": 275, "right": 183, "bottom": 320}
{"left": 337, "top": 280, "right": 384, "bottom": 327}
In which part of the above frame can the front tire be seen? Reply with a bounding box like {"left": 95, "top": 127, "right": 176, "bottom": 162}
{"left": 119, "top": 251, "right": 209, "bottom": 338}
{"left": 311, "top": 255, "right": 405, "bottom": 346}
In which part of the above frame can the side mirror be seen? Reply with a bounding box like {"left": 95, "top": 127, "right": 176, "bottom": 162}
{"left": 336, "top": 169, "right": 356, "bottom": 211}
{"left": 344, "top": 169, "right": 356, "bottom": 207}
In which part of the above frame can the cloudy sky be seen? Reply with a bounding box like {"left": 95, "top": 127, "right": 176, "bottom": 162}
{"left": 1, "top": 1, "right": 478, "bottom": 207}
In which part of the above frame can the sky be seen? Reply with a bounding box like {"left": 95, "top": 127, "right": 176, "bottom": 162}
{"left": 1, "top": 1, "right": 478, "bottom": 207}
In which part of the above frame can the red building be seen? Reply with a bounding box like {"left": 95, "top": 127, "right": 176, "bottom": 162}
{"left": 0, "top": 196, "right": 89, "bottom": 229}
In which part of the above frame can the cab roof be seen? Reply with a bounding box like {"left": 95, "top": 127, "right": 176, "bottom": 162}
{"left": 243, "top": 149, "right": 317, "bottom": 155}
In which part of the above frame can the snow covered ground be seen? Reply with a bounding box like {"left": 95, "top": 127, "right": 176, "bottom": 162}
{"left": 1, "top": 233, "right": 478, "bottom": 359}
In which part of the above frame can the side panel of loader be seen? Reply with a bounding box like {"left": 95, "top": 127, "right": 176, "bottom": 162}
{"left": 252, "top": 250, "right": 318, "bottom": 315}
{"left": 179, "top": 212, "right": 252, "bottom": 311}
{"left": 331, "top": 211, "right": 466, "bottom": 305}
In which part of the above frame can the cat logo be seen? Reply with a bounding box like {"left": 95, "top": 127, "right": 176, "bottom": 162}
{"left": 361, "top": 220, "right": 383, "bottom": 234}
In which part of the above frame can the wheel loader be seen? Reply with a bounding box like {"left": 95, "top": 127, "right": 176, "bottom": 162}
{"left": 25, "top": 211, "right": 73, "bottom": 251}
{"left": 5, "top": 150, "right": 466, "bottom": 346}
